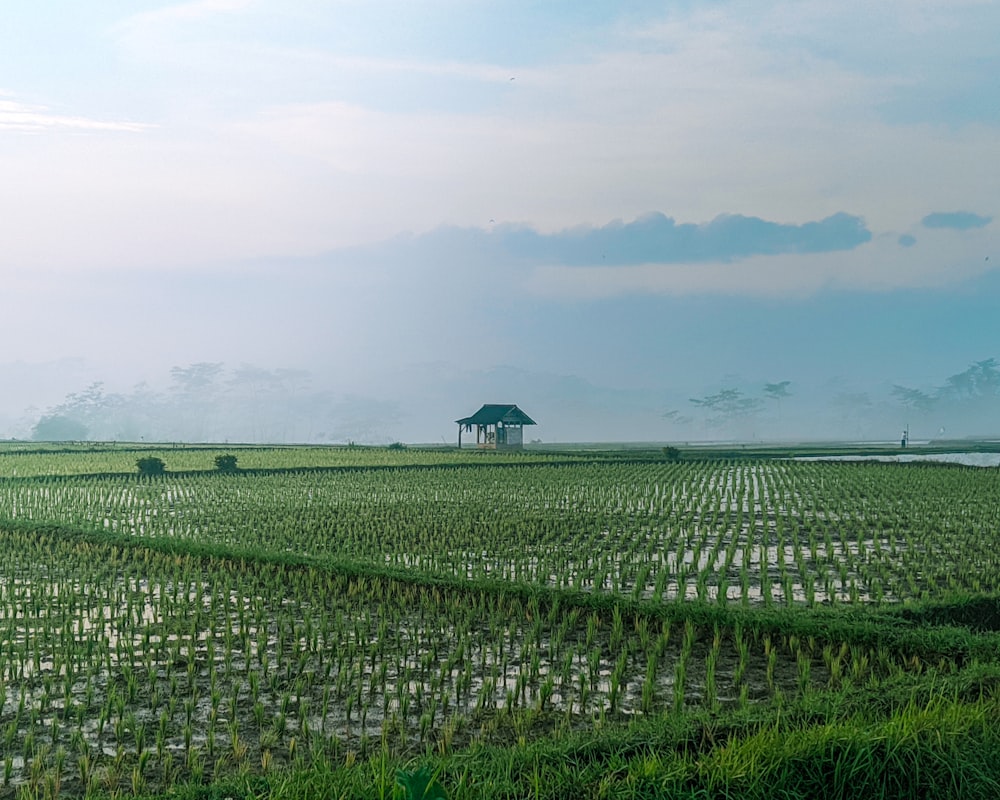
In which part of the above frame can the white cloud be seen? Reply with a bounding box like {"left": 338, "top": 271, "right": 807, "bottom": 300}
{"left": 0, "top": 98, "right": 152, "bottom": 134}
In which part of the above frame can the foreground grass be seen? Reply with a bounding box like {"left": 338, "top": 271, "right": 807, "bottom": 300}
{"left": 157, "top": 683, "right": 1000, "bottom": 799}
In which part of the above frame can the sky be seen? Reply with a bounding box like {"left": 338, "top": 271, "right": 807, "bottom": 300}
{"left": 1, "top": 0, "right": 998, "bottom": 443}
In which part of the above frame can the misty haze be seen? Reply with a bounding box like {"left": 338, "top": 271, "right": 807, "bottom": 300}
{"left": 7, "top": 356, "right": 1000, "bottom": 446}
{"left": 1, "top": 1, "right": 995, "bottom": 451}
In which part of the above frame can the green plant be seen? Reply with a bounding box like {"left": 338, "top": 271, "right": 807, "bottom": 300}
{"left": 214, "top": 454, "right": 239, "bottom": 472}
{"left": 397, "top": 765, "right": 448, "bottom": 799}
{"left": 136, "top": 456, "right": 166, "bottom": 476}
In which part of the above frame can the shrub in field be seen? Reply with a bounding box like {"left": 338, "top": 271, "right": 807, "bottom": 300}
{"left": 388, "top": 442, "right": 408, "bottom": 451}
{"left": 214, "top": 454, "right": 239, "bottom": 472}
{"left": 136, "top": 456, "right": 166, "bottom": 476}
{"left": 662, "top": 446, "right": 682, "bottom": 461}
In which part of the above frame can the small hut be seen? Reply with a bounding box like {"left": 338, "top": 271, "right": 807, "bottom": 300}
{"left": 456, "top": 404, "right": 536, "bottom": 450}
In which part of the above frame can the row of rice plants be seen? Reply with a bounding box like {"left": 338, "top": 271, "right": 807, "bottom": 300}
{"left": 0, "top": 444, "right": 563, "bottom": 478}
{"left": 2, "top": 460, "right": 999, "bottom": 607}
{"left": 0, "top": 523, "right": 917, "bottom": 795}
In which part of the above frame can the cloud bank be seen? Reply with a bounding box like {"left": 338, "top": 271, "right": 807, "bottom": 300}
{"left": 921, "top": 212, "right": 993, "bottom": 231}
{"left": 497, "top": 212, "right": 873, "bottom": 266}
{"left": 368, "top": 211, "right": 874, "bottom": 271}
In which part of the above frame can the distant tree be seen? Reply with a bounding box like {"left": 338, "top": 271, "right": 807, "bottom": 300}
{"left": 387, "top": 442, "right": 407, "bottom": 451}
{"left": 689, "top": 388, "right": 763, "bottom": 429}
{"left": 40, "top": 381, "right": 146, "bottom": 441}
{"left": 662, "top": 409, "right": 694, "bottom": 425}
{"left": 941, "top": 359, "right": 1000, "bottom": 401}
{"left": 832, "top": 392, "right": 874, "bottom": 436}
{"left": 662, "top": 446, "right": 682, "bottom": 461}
{"left": 764, "top": 381, "right": 792, "bottom": 426}
{"left": 170, "top": 362, "right": 224, "bottom": 394}
{"left": 763, "top": 381, "right": 792, "bottom": 402}
{"left": 890, "top": 385, "right": 936, "bottom": 413}
{"left": 31, "top": 415, "right": 88, "bottom": 442}
{"left": 136, "top": 457, "right": 166, "bottom": 476}
{"left": 169, "top": 362, "right": 225, "bottom": 441}
{"left": 214, "top": 454, "right": 239, "bottom": 472}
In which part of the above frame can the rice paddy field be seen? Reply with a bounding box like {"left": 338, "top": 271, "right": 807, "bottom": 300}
{"left": 0, "top": 442, "right": 999, "bottom": 799}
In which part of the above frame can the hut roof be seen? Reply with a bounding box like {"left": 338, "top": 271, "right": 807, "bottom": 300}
{"left": 456, "top": 404, "right": 536, "bottom": 426}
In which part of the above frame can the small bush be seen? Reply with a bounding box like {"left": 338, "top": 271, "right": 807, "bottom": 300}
{"left": 136, "top": 456, "right": 166, "bottom": 476}
{"left": 214, "top": 454, "right": 239, "bottom": 472}
{"left": 388, "top": 442, "right": 407, "bottom": 451}
{"left": 662, "top": 446, "right": 682, "bottom": 462}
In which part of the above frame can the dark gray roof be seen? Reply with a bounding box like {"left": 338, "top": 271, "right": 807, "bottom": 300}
{"left": 456, "top": 404, "right": 537, "bottom": 426}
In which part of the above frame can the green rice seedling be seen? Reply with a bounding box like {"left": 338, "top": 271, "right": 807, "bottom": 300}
{"left": 28, "top": 750, "right": 48, "bottom": 792}
{"left": 673, "top": 656, "right": 687, "bottom": 712}
{"left": 577, "top": 668, "right": 590, "bottom": 715}
{"left": 231, "top": 728, "right": 248, "bottom": 762}
{"left": 131, "top": 764, "right": 146, "bottom": 796}
{"left": 765, "top": 641, "right": 777, "bottom": 692}
{"left": 609, "top": 608, "right": 624, "bottom": 654}
{"left": 587, "top": 648, "right": 601, "bottom": 692}
{"left": 657, "top": 620, "right": 672, "bottom": 657}
{"left": 77, "top": 751, "right": 93, "bottom": 789}
{"left": 733, "top": 626, "right": 750, "bottom": 686}
{"left": 155, "top": 712, "right": 169, "bottom": 760}
{"left": 187, "top": 746, "right": 204, "bottom": 783}
{"left": 640, "top": 651, "right": 657, "bottom": 715}
{"left": 849, "top": 646, "right": 870, "bottom": 684}
{"left": 536, "top": 676, "right": 555, "bottom": 713}
{"left": 823, "top": 642, "right": 848, "bottom": 688}
{"left": 158, "top": 749, "right": 175, "bottom": 789}
{"left": 23, "top": 728, "right": 36, "bottom": 761}
{"left": 796, "top": 649, "right": 812, "bottom": 695}
{"left": 738, "top": 681, "right": 750, "bottom": 709}
{"left": 704, "top": 648, "right": 719, "bottom": 712}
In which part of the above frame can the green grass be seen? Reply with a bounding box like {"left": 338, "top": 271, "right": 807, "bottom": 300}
{"left": 160, "top": 687, "right": 1000, "bottom": 799}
